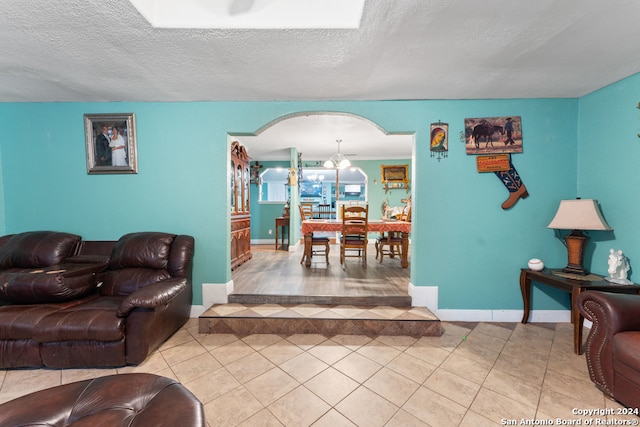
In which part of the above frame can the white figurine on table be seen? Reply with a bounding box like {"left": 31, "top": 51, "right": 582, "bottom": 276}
{"left": 606, "top": 248, "right": 633, "bottom": 285}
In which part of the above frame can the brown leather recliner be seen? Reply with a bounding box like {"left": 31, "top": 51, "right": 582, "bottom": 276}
{"left": 0, "top": 231, "right": 195, "bottom": 368}
{"left": 577, "top": 291, "right": 640, "bottom": 409}
{"left": 0, "top": 373, "right": 205, "bottom": 426}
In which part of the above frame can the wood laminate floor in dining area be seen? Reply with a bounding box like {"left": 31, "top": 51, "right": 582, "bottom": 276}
{"left": 230, "top": 243, "right": 412, "bottom": 307}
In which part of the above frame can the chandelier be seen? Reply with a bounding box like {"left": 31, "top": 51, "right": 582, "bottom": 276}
{"left": 323, "top": 139, "right": 351, "bottom": 169}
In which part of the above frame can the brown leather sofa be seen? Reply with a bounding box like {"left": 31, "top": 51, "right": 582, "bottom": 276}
{"left": 0, "top": 373, "right": 205, "bottom": 426}
{"left": 0, "top": 230, "right": 194, "bottom": 368}
{"left": 577, "top": 290, "right": 640, "bottom": 409}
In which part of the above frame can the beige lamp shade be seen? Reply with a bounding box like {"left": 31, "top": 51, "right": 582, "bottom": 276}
{"left": 547, "top": 199, "right": 612, "bottom": 231}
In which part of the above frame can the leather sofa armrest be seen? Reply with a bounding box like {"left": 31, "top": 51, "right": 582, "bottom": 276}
{"left": 578, "top": 291, "right": 640, "bottom": 334}
{"left": 577, "top": 291, "right": 640, "bottom": 397}
{"left": 117, "top": 277, "right": 187, "bottom": 317}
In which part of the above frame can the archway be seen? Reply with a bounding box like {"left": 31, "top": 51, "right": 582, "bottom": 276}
{"left": 228, "top": 111, "right": 415, "bottom": 303}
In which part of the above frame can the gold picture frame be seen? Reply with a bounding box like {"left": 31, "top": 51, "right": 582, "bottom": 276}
{"left": 381, "top": 164, "right": 408, "bottom": 183}
{"left": 381, "top": 164, "right": 410, "bottom": 193}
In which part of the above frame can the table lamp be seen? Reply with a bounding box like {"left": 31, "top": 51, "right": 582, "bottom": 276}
{"left": 547, "top": 198, "right": 612, "bottom": 275}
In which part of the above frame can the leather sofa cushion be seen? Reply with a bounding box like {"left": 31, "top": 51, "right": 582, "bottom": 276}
{"left": 167, "top": 235, "right": 195, "bottom": 278}
{"left": 0, "top": 234, "right": 12, "bottom": 249}
{"left": 33, "top": 296, "right": 125, "bottom": 342}
{"left": 0, "top": 231, "right": 80, "bottom": 269}
{"left": 109, "top": 232, "right": 175, "bottom": 270}
{"left": 613, "top": 331, "right": 640, "bottom": 371}
{"left": 0, "top": 270, "right": 98, "bottom": 304}
{"left": 0, "top": 295, "right": 97, "bottom": 339}
{"left": 0, "top": 305, "right": 62, "bottom": 339}
{"left": 99, "top": 268, "right": 171, "bottom": 296}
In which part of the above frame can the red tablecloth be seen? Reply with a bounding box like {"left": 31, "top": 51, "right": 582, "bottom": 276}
{"left": 302, "top": 219, "right": 411, "bottom": 235}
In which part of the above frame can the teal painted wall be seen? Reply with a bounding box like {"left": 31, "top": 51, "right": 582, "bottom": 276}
{"left": 412, "top": 99, "right": 578, "bottom": 310}
{"left": 577, "top": 72, "right": 640, "bottom": 278}
{"left": 0, "top": 99, "right": 580, "bottom": 311}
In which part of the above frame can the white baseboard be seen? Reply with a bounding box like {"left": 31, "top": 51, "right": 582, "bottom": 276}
{"left": 251, "top": 239, "right": 300, "bottom": 252}
{"left": 189, "top": 280, "right": 234, "bottom": 317}
{"left": 433, "top": 309, "right": 571, "bottom": 322}
{"left": 289, "top": 240, "right": 301, "bottom": 251}
{"left": 408, "top": 283, "right": 572, "bottom": 323}
{"left": 251, "top": 239, "right": 274, "bottom": 245}
{"left": 408, "top": 283, "right": 438, "bottom": 309}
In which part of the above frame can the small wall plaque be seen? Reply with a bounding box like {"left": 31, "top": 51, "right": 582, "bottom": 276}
{"left": 476, "top": 154, "right": 510, "bottom": 172}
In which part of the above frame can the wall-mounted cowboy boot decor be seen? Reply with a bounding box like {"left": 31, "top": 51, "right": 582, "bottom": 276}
{"left": 494, "top": 158, "right": 529, "bottom": 210}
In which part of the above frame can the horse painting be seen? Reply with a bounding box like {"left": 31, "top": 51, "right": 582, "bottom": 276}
{"left": 471, "top": 123, "right": 504, "bottom": 148}
{"left": 606, "top": 248, "right": 632, "bottom": 284}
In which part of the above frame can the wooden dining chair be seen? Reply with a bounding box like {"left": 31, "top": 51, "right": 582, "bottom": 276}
{"left": 399, "top": 205, "right": 412, "bottom": 222}
{"left": 299, "top": 204, "right": 330, "bottom": 265}
{"left": 340, "top": 204, "right": 368, "bottom": 266}
{"left": 317, "top": 204, "right": 332, "bottom": 219}
{"left": 375, "top": 232, "right": 403, "bottom": 263}
{"left": 375, "top": 206, "right": 410, "bottom": 263}
{"left": 299, "top": 203, "right": 314, "bottom": 220}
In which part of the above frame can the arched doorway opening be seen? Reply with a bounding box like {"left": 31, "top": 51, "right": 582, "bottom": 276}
{"left": 228, "top": 112, "right": 415, "bottom": 304}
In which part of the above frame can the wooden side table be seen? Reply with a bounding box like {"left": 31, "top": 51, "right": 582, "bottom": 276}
{"left": 275, "top": 217, "right": 290, "bottom": 251}
{"left": 520, "top": 268, "right": 640, "bottom": 354}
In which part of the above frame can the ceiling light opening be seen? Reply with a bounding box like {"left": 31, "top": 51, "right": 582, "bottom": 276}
{"left": 129, "top": 0, "right": 365, "bottom": 29}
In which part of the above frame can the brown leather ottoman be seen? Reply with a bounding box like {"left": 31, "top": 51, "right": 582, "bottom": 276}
{"left": 0, "top": 373, "right": 205, "bottom": 426}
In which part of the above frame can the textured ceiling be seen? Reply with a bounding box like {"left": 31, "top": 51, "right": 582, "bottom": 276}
{"left": 2, "top": 0, "right": 639, "bottom": 160}
{"left": 3, "top": 0, "right": 639, "bottom": 103}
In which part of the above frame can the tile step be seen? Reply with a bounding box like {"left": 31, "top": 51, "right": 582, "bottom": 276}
{"left": 199, "top": 303, "right": 441, "bottom": 337}
{"left": 228, "top": 293, "right": 412, "bottom": 307}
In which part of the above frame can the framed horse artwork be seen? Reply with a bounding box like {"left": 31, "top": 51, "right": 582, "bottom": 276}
{"left": 464, "top": 116, "right": 522, "bottom": 155}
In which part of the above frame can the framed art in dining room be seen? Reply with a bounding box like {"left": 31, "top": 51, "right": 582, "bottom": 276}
{"left": 380, "top": 164, "right": 408, "bottom": 183}
{"left": 84, "top": 113, "right": 138, "bottom": 174}
{"left": 380, "top": 164, "right": 410, "bottom": 193}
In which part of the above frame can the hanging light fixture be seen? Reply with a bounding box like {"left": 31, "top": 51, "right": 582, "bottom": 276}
{"left": 323, "top": 139, "right": 351, "bottom": 169}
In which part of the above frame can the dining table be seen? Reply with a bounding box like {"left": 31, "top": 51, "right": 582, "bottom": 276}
{"left": 301, "top": 219, "right": 411, "bottom": 268}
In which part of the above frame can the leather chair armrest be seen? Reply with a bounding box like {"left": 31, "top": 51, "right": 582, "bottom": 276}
{"left": 578, "top": 291, "right": 640, "bottom": 334}
{"left": 117, "top": 277, "right": 187, "bottom": 317}
{"left": 577, "top": 291, "right": 640, "bottom": 397}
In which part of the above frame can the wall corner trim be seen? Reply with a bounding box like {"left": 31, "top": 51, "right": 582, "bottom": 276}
{"left": 190, "top": 280, "right": 234, "bottom": 317}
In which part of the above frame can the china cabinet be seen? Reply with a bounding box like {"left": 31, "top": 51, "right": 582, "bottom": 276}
{"left": 230, "top": 141, "right": 251, "bottom": 270}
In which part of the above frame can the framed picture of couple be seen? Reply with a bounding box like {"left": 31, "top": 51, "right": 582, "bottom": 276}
{"left": 84, "top": 113, "right": 138, "bottom": 174}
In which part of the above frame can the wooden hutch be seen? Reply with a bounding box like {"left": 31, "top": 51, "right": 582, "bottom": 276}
{"left": 230, "top": 141, "right": 252, "bottom": 270}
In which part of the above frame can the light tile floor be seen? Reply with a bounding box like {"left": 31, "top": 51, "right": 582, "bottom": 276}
{"left": 1, "top": 320, "right": 638, "bottom": 427}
